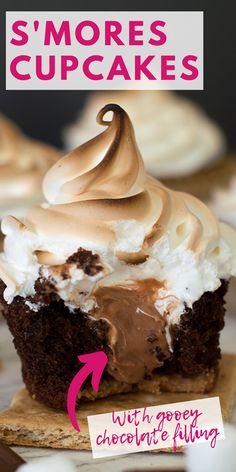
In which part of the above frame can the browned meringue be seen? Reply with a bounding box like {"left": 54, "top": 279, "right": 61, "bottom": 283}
{"left": 44, "top": 104, "right": 145, "bottom": 204}
{"left": 0, "top": 114, "right": 59, "bottom": 214}
{"left": 26, "top": 104, "right": 223, "bottom": 262}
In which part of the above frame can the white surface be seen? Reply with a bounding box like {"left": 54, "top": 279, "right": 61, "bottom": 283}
{"left": 17, "top": 455, "right": 77, "bottom": 472}
{"left": 186, "top": 424, "right": 236, "bottom": 472}
{"left": 0, "top": 293, "right": 236, "bottom": 470}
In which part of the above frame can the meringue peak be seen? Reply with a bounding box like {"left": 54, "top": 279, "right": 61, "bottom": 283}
{"left": 43, "top": 104, "right": 145, "bottom": 205}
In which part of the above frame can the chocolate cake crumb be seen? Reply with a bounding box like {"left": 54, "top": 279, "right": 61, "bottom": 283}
{"left": 31, "top": 278, "right": 59, "bottom": 305}
{"left": 66, "top": 248, "right": 103, "bottom": 276}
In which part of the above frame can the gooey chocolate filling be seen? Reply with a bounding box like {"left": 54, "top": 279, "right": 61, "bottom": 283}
{"left": 92, "top": 279, "right": 171, "bottom": 383}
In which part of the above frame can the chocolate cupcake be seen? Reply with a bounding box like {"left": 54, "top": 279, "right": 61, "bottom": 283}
{"left": 163, "top": 155, "right": 236, "bottom": 202}
{"left": 0, "top": 114, "right": 59, "bottom": 230}
{"left": 0, "top": 104, "right": 236, "bottom": 410}
{"left": 209, "top": 176, "right": 236, "bottom": 314}
{"left": 64, "top": 91, "right": 227, "bottom": 201}
{"left": 210, "top": 176, "right": 236, "bottom": 229}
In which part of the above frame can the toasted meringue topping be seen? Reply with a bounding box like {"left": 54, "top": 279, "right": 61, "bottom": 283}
{"left": 0, "top": 105, "right": 235, "bottom": 314}
{"left": 44, "top": 104, "right": 145, "bottom": 204}
{"left": 20, "top": 104, "right": 222, "bottom": 261}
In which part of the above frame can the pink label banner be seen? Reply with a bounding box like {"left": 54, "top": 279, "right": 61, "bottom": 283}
{"left": 88, "top": 397, "right": 224, "bottom": 458}
{"left": 6, "top": 11, "right": 203, "bottom": 90}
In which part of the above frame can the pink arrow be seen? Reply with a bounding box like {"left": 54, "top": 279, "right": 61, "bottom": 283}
{"left": 67, "top": 351, "right": 108, "bottom": 432}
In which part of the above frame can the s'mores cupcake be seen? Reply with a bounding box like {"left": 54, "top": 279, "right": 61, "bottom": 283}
{"left": 210, "top": 178, "right": 236, "bottom": 315}
{"left": 0, "top": 105, "right": 236, "bottom": 410}
{"left": 210, "top": 177, "right": 236, "bottom": 229}
{"left": 0, "top": 114, "right": 59, "bottom": 249}
{"left": 64, "top": 91, "right": 228, "bottom": 201}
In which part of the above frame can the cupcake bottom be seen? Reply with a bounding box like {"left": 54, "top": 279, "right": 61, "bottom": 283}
{"left": 0, "top": 280, "right": 227, "bottom": 410}
{"left": 162, "top": 156, "right": 236, "bottom": 202}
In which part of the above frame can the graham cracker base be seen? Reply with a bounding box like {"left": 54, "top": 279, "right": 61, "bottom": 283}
{"left": 0, "top": 353, "right": 236, "bottom": 451}
{"left": 77, "top": 364, "right": 216, "bottom": 402}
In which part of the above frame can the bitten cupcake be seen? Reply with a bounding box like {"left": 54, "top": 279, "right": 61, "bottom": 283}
{"left": 64, "top": 91, "right": 229, "bottom": 201}
{"left": 0, "top": 104, "right": 236, "bottom": 410}
{"left": 0, "top": 114, "right": 59, "bottom": 249}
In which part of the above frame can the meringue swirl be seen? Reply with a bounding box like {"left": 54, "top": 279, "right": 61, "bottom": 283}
{"left": 24, "top": 105, "right": 222, "bottom": 259}
{"left": 44, "top": 104, "right": 145, "bottom": 204}
{"left": 0, "top": 114, "right": 59, "bottom": 209}
{"left": 0, "top": 105, "right": 235, "bottom": 314}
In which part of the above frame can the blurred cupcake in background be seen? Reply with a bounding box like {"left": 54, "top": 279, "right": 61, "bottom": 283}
{"left": 0, "top": 114, "right": 59, "bottom": 250}
{"left": 210, "top": 178, "right": 236, "bottom": 315}
{"left": 210, "top": 177, "right": 236, "bottom": 228}
{"left": 63, "top": 90, "right": 230, "bottom": 201}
